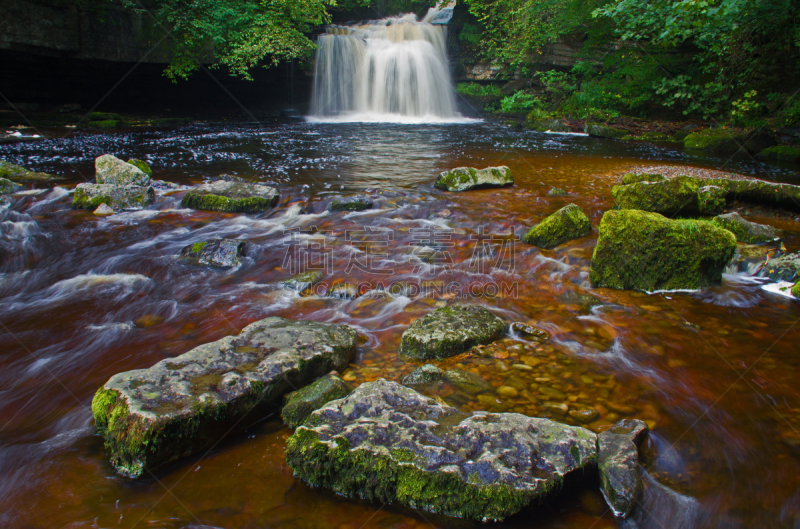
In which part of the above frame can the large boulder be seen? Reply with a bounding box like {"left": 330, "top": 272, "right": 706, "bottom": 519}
{"left": 72, "top": 183, "right": 155, "bottom": 211}
{"left": 286, "top": 379, "right": 598, "bottom": 522}
{"left": 612, "top": 176, "right": 724, "bottom": 216}
{"left": 759, "top": 251, "right": 800, "bottom": 282}
{"left": 181, "top": 181, "right": 279, "bottom": 213}
{"left": 684, "top": 127, "right": 774, "bottom": 153}
{"left": 95, "top": 154, "right": 151, "bottom": 187}
{"left": 434, "top": 166, "right": 513, "bottom": 192}
{"left": 523, "top": 203, "right": 591, "bottom": 248}
{"left": 400, "top": 306, "right": 507, "bottom": 359}
{"left": 598, "top": 419, "right": 649, "bottom": 517}
{"left": 716, "top": 178, "right": 800, "bottom": 211}
{"left": 711, "top": 212, "right": 781, "bottom": 243}
{"left": 757, "top": 145, "right": 800, "bottom": 162}
{"left": 91, "top": 317, "right": 357, "bottom": 478}
{"left": 179, "top": 239, "right": 246, "bottom": 268}
{"left": 589, "top": 210, "right": 736, "bottom": 291}
{"left": 281, "top": 373, "right": 352, "bottom": 428}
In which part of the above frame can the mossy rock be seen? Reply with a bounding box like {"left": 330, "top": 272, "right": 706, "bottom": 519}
{"left": 0, "top": 160, "right": 60, "bottom": 183}
{"left": 88, "top": 120, "right": 121, "bottom": 128}
{"left": 759, "top": 251, "right": 800, "bottom": 282}
{"left": 96, "top": 154, "right": 151, "bottom": 187}
{"left": 326, "top": 282, "right": 359, "bottom": 300}
{"left": 684, "top": 127, "right": 774, "bottom": 153}
{"left": 127, "top": 159, "right": 153, "bottom": 176}
{"left": 281, "top": 373, "right": 352, "bottom": 428}
{"left": 281, "top": 270, "right": 324, "bottom": 293}
{"left": 92, "top": 317, "right": 357, "bottom": 477}
{"left": 793, "top": 282, "right": 800, "bottom": 298}
{"left": 443, "top": 368, "right": 493, "bottom": 394}
{"left": 547, "top": 187, "right": 567, "bottom": 197}
{"left": 622, "top": 173, "right": 666, "bottom": 185}
{"left": 0, "top": 161, "right": 26, "bottom": 179}
{"left": 181, "top": 180, "right": 279, "bottom": 213}
{"left": 589, "top": 210, "right": 736, "bottom": 291}
{"left": 329, "top": 196, "right": 373, "bottom": 212}
{"left": 711, "top": 212, "right": 781, "bottom": 243}
{"left": 523, "top": 203, "right": 591, "bottom": 249}
{"left": 400, "top": 306, "right": 506, "bottom": 360}
{"left": 286, "top": 379, "right": 598, "bottom": 522}
{"left": 179, "top": 239, "right": 246, "bottom": 268}
{"left": 612, "top": 176, "right": 724, "bottom": 216}
{"left": 621, "top": 132, "right": 672, "bottom": 142}
{"left": 72, "top": 183, "right": 155, "bottom": 211}
{"left": 402, "top": 364, "right": 443, "bottom": 386}
{"left": 757, "top": 146, "right": 800, "bottom": 162}
{"left": 87, "top": 112, "right": 123, "bottom": 121}
{"left": 0, "top": 177, "right": 22, "bottom": 194}
{"left": 585, "top": 123, "right": 627, "bottom": 139}
{"left": 435, "top": 166, "right": 513, "bottom": 192}
{"left": 526, "top": 116, "right": 569, "bottom": 133}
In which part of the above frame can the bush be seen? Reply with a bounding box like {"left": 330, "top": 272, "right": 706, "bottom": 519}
{"left": 455, "top": 82, "right": 502, "bottom": 97}
{"left": 500, "top": 91, "right": 544, "bottom": 112}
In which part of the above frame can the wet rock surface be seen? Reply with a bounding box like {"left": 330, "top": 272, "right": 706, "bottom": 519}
{"left": 598, "top": 419, "right": 649, "bottom": 517}
{"left": 590, "top": 210, "right": 737, "bottom": 291}
{"left": 401, "top": 306, "right": 507, "bottom": 359}
{"left": 402, "top": 364, "right": 444, "bottom": 385}
{"left": 281, "top": 270, "right": 324, "bottom": 293}
{"left": 760, "top": 251, "right": 800, "bottom": 282}
{"left": 523, "top": 203, "right": 591, "bottom": 249}
{"left": 0, "top": 177, "right": 22, "bottom": 194}
{"left": 712, "top": 212, "right": 781, "bottom": 243}
{"left": 92, "top": 317, "right": 358, "bottom": 478}
{"left": 72, "top": 183, "right": 155, "bottom": 211}
{"left": 0, "top": 160, "right": 61, "bottom": 183}
{"left": 181, "top": 180, "right": 279, "bottom": 213}
{"left": 326, "top": 282, "right": 359, "bottom": 300}
{"left": 286, "top": 379, "right": 598, "bottom": 522}
{"left": 443, "top": 368, "right": 494, "bottom": 394}
{"left": 585, "top": 123, "right": 627, "bottom": 139}
{"left": 434, "top": 166, "right": 513, "bottom": 192}
{"left": 95, "top": 154, "right": 151, "bottom": 187}
{"left": 179, "top": 239, "right": 246, "bottom": 268}
{"left": 510, "top": 322, "right": 549, "bottom": 341}
{"left": 329, "top": 195, "right": 374, "bottom": 212}
{"left": 281, "top": 373, "right": 352, "bottom": 429}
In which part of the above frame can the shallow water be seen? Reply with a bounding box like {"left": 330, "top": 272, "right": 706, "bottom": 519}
{"left": 0, "top": 121, "right": 799, "bottom": 529}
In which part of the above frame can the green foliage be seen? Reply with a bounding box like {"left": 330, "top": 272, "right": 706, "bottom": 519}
{"left": 455, "top": 82, "right": 502, "bottom": 97}
{"left": 500, "top": 91, "right": 543, "bottom": 112}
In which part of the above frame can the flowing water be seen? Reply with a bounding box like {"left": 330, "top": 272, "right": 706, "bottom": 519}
{"left": 0, "top": 122, "right": 799, "bottom": 529}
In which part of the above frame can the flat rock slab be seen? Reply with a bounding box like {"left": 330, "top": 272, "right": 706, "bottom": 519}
{"left": 281, "top": 373, "right": 352, "bottom": 428}
{"left": 72, "top": 183, "right": 155, "bottom": 211}
{"left": 712, "top": 212, "right": 781, "bottom": 243}
{"left": 95, "top": 154, "right": 151, "bottom": 187}
{"left": 181, "top": 181, "right": 279, "bottom": 213}
{"left": 179, "top": 239, "right": 246, "bottom": 268}
{"left": 92, "top": 317, "right": 357, "bottom": 478}
{"left": 523, "top": 203, "right": 591, "bottom": 249}
{"left": 286, "top": 379, "right": 597, "bottom": 522}
{"left": 435, "top": 166, "right": 513, "bottom": 192}
{"left": 401, "top": 306, "right": 507, "bottom": 359}
{"left": 598, "top": 419, "right": 649, "bottom": 517}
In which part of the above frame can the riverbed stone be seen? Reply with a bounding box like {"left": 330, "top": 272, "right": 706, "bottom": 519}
{"left": 589, "top": 210, "right": 737, "bottom": 291}
{"left": 179, "top": 239, "right": 246, "bottom": 268}
{"left": 434, "top": 166, "right": 513, "bottom": 192}
{"left": 402, "top": 364, "right": 443, "bottom": 385}
{"left": 598, "top": 419, "right": 650, "bottom": 517}
{"left": 285, "top": 379, "right": 598, "bottom": 522}
{"left": 523, "top": 203, "right": 591, "bottom": 249}
{"left": 72, "top": 183, "right": 155, "bottom": 211}
{"left": 0, "top": 177, "right": 22, "bottom": 194}
{"left": 181, "top": 180, "right": 279, "bottom": 213}
{"left": 712, "top": 212, "right": 781, "bottom": 243}
{"left": 760, "top": 251, "right": 800, "bottom": 282}
{"left": 326, "top": 282, "right": 359, "bottom": 300}
{"left": 443, "top": 368, "right": 494, "bottom": 394}
{"left": 95, "top": 154, "right": 151, "bottom": 187}
{"left": 400, "top": 306, "right": 507, "bottom": 359}
{"left": 92, "top": 316, "right": 358, "bottom": 478}
{"left": 548, "top": 187, "right": 567, "bottom": 197}
{"left": 281, "top": 270, "right": 324, "bottom": 293}
{"left": 281, "top": 373, "right": 352, "bottom": 428}
{"left": 585, "top": 123, "right": 627, "bottom": 139}
{"left": 510, "top": 322, "right": 549, "bottom": 341}
{"left": 329, "top": 196, "right": 373, "bottom": 212}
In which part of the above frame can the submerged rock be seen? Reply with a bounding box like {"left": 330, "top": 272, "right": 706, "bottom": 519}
{"left": 179, "top": 239, "right": 246, "bottom": 268}
{"left": 0, "top": 177, "right": 22, "bottom": 194}
{"left": 95, "top": 154, "right": 151, "bottom": 187}
{"left": 760, "top": 251, "right": 800, "bottom": 282}
{"left": 401, "top": 306, "right": 507, "bottom": 359}
{"left": 402, "top": 364, "right": 443, "bottom": 385}
{"left": 92, "top": 316, "right": 357, "bottom": 478}
{"left": 712, "top": 212, "right": 781, "bottom": 243}
{"left": 598, "top": 419, "right": 649, "bottom": 517}
{"left": 72, "top": 183, "right": 155, "bottom": 211}
{"left": 281, "top": 270, "right": 324, "bottom": 293}
{"left": 589, "top": 210, "right": 736, "bottom": 291}
{"left": 281, "top": 373, "right": 352, "bottom": 429}
{"left": 510, "top": 322, "right": 549, "bottom": 341}
{"left": 434, "top": 166, "right": 513, "bottom": 192}
{"left": 329, "top": 196, "right": 374, "bottom": 212}
{"left": 285, "top": 379, "right": 598, "bottom": 522}
{"left": 443, "top": 368, "right": 494, "bottom": 394}
{"left": 523, "top": 203, "right": 591, "bottom": 249}
{"left": 181, "top": 180, "right": 279, "bottom": 213}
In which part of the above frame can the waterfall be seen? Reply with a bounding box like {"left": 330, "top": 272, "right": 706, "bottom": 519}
{"left": 308, "top": 9, "right": 471, "bottom": 123}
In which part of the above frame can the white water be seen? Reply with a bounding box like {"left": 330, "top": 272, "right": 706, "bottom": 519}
{"left": 308, "top": 9, "right": 475, "bottom": 123}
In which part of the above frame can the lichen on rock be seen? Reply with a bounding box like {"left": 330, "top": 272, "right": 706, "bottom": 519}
{"left": 402, "top": 364, "right": 444, "bottom": 386}
{"left": 400, "top": 306, "right": 506, "bottom": 359}
{"left": 179, "top": 239, "right": 246, "bottom": 268}
{"left": 434, "top": 166, "right": 513, "bottom": 192}
{"left": 181, "top": 180, "right": 279, "bottom": 213}
{"left": 72, "top": 183, "right": 155, "bottom": 211}
{"left": 95, "top": 154, "right": 151, "bottom": 187}
{"left": 523, "top": 203, "right": 591, "bottom": 249}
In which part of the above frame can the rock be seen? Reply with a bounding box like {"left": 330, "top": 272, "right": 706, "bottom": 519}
{"left": 793, "top": 281, "right": 800, "bottom": 298}
{"left": 400, "top": 306, "right": 507, "bottom": 360}
{"left": 757, "top": 145, "right": 800, "bottom": 162}
{"left": 93, "top": 203, "right": 114, "bottom": 216}
{"left": 402, "top": 364, "right": 444, "bottom": 385}
{"left": 150, "top": 180, "right": 180, "bottom": 191}
{"left": 281, "top": 373, "right": 352, "bottom": 428}
{"left": 95, "top": 155, "right": 151, "bottom": 187}
{"left": 598, "top": 419, "right": 649, "bottom": 517}
{"left": 568, "top": 408, "right": 599, "bottom": 424}
{"left": 0, "top": 177, "right": 22, "bottom": 194}
{"left": 612, "top": 175, "right": 724, "bottom": 216}
{"left": 285, "top": 379, "right": 598, "bottom": 522}
{"left": 717, "top": 178, "right": 800, "bottom": 211}
{"left": 88, "top": 120, "right": 121, "bottom": 128}
{"left": 523, "top": 203, "right": 591, "bottom": 249}
{"left": 539, "top": 386, "right": 566, "bottom": 399}
{"left": 696, "top": 185, "right": 727, "bottom": 215}
{"left": 179, "top": 239, "right": 246, "bottom": 268}
{"left": 712, "top": 212, "right": 781, "bottom": 243}
{"left": 684, "top": 127, "right": 774, "bottom": 153}
{"left": 281, "top": 270, "right": 324, "bottom": 293}
{"left": 444, "top": 369, "right": 494, "bottom": 394}
{"left": 544, "top": 402, "right": 569, "bottom": 416}
{"left": 510, "top": 322, "right": 549, "bottom": 341}
{"left": 585, "top": 123, "right": 627, "bottom": 139}
{"left": 87, "top": 112, "right": 122, "bottom": 121}
{"left": 0, "top": 160, "right": 60, "bottom": 183}
{"left": 92, "top": 316, "right": 357, "bottom": 478}
{"left": 559, "top": 291, "right": 603, "bottom": 311}
{"left": 0, "top": 161, "right": 27, "bottom": 178}
{"left": 72, "top": 183, "right": 155, "bottom": 211}
{"left": 181, "top": 180, "right": 279, "bottom": 213}
{"left": 760, "top": 251, "right": 800, "bottom": 282}
{"left": 434, "top": 166, "right": 513, "bottom": 192}
{"left": 622, "top": 173, "right": 666, "bottom": 185}
{"left": 526, "top": 116, "right": 569, "bottom": 132}
{"left": 547, "top": 187, "right": 567, "bottom": 197}
{"left": 497, "top": 386, "right": 518, "bottom": 398}
{"left": 326, "top": 282, "right": 359, "bottom": 300}
{"left": 329, "top": 196, "right": 374, "bottom": 212}
{"left": 127, "top": 158, "right": 152, "bottom": 176}
{"left": 589, "top": 210, "right": 736, "bottom": 291}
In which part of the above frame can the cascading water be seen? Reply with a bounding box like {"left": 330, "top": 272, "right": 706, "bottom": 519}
{"left": 308, "top": 8, "right": 470, "bottom": 123}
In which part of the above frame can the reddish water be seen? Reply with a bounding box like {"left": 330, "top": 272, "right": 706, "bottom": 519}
{"left": 1, "top": 123, "right": 799, "bottom": 529}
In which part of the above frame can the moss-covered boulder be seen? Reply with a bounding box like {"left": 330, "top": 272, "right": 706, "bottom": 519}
{"left": 329, "top": 196, "right": 374, "bottom": 212}
{"left": 281, "top": 373, "right": 352, "bottom": 428}
{"left": 622, "top": 173, "right": 666, "bottom": 185}
{"left": 0, "top": 177, "right": 22, "bottom": 194}
{"left": 179, "top": 239, "right": 246, "bottom": 268}
{"left": 402, "top": 364, "right": 443, "bottom": 386}
{"left": 286, "top": 379, "right": 598, "bottom": 522}
{"left": 92, "top": 317, "right": 357, "bottom": 478}
{"left": 435, "top": 166, "right": 513, "bottom": 192}
{"left": 523, "top": 203, "right": 591, "bottom": 249}
{"left": 684, "top": 127, "right": 774, "bottom": 153}
{"left": 0, "top": 161, "right": 26, "bottom": 178}
{"left": 598, "top": 419, "right": 649, "bottom": 518}
{"left": 585, "top": 123, "right": 627, "bottom": 139}
{"left": 696, "top": 185, "right": 727, "bottom": 215}
{"left": 589, "top": 210, "right": 736, "bottom": 291}
{"left": 127, "top": 158, "right": 153, "bottom": 176}
{"left": 711, "top": 212, "right": 781, "bottom": 243}
{"left": 0, "top": 160, "right": 60, "bottom": 183}
{"left": 72, "top": 183, "right": 155, "bottom": 211}
{"left": 400, "top": 306, "right": 506, "bottom": 360}
{"left": 612, "top": 176, "right": 724, "bottom": 216}
{"left": 759, "top": 251, "right": 800, "bottom": 282}
{"left": 181, "top": 180, "right": 279, "bottom": 213}
{"left": 757, "top": 145, "right": 800, "bottom": 162}
{"left": 95, "top": 155, "right": 151, "bottom": 187}
{"left": 715, "top": 179, "right": 800, "bottom": 210}
{"left": 89, "top": 120, "right": 121, "bottom": 128}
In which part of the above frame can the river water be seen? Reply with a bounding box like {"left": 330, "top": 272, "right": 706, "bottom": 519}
{"left": 0, "top": 122, "right": 799, "bottom": 529}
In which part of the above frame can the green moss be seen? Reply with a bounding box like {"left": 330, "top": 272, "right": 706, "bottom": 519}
{"left": 191, "top": 241, "right": 207, "bottom": 253}
{"left": 88, "top": 120, "right": 121, "bottom": 129}
{"left": 281, "top": 374, "right": 352, "bottom": 428}
{"left": 621, "top": 173, "right": 665, "bottom": 185}
{"left": 585, "top": 123, "right": 627, "bottom": 139}
{"left": 0, "top": 161, "right": 26, "bottom": 178}
{"left": 684, "top": 127, "right": 746, "bottom": 151}
{"left": 181, "top": 191, "right": 278, "bottom": 213}
{"left": 757, "top": 145, "right": 800, "bottom": 162}
{"left": 0, "top": 177, "right": 20, "bottom": 194}
{"left": 711, "top": 213, "right": 780, "bottom": 243}
{"left": 127, "top": 158, "right": 152, "bottom": 175}
{"left": 72, "top": 188, "right": 112, "bottom": 210}
{"left": 793, "top": 282, "right": 800, "bottom": 298}
{"left": 87, "top": 112, "right": 122, "bottom": 121}
{"left": 523, "top": 203, "right": 591, "bottom": 249}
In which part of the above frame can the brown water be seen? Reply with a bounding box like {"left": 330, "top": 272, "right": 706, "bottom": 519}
{"left": 1, "top": 122, "right": 799, "bottom": 529}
